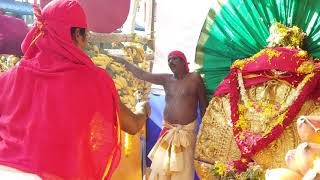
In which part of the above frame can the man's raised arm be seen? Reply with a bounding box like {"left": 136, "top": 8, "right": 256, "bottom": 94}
{"left": 111, "top": 55, "right": 169, "bottom": 85}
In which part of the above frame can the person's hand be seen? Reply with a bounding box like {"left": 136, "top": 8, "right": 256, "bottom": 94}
{"left": 265, "top": 168, "right": 302, "bottom": 180}
{"left": 135, "top": 101, "right": 150, "bottom": 118}
{"left": 286, "top": 143, "right": 320, "bottom": 175}
{"left": 107, "top": 53, "right": 129, "bottom": 65}
{"left": 297, "top": 116, "right": 320, "bottom": 144}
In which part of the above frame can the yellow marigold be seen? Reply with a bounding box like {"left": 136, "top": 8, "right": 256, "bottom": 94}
{"left": 263, "top": 112, "right": 287, "bottom": 135}
{"left": 292, "top": 26, "right": 300, "bottom": 33}
{"left": 236, "top": 115, "right": 249, "bottom": 130}
{"left": 297, "top": 61, "right": 314, "bottom": 74}
{"left": 267, "top": 22, "right": 306, "bottom": 48}
{"left": 239, "top": 133, "right": 245, "bottom": 140}
{"left": 290, "top": 37, "right": 300, "bottom": 47}
{"left": 238, "top": 104, "right": 247, "bottom": 112}
{"left": 263, "top": 108, "right": 272, "bottom": 117}
{"left": 265, "top": 49, "right": 281, "bottom": 59}
{"left": 214, "top": 162, "right": 227, "bottom": 175}
{"left": 232, "top": 59, "right": 247, "bottom": 69}
{"left": 246, "top": 100, "right": 254, "bottom": 108}
{"left": 241, "top": 158, "right": 247, "bottom": 163}
{"left": 264, "top": 127, "right": 272, "bottom": 136}
{"left": 265, "top": 103, "right": 274, "bottom": 109}
{"left": 296, "top": 50, "right": 308, "bottom": 58}
{"left": 278, "top": 27, "right": 287, "bottom": 34}
{"left": 249, "top": 49, "right": 265, "bottom": 61}
{"left": 274, "top": 112, "right": 286, "bottom": 125}
{"left": 232, "top": 50, "right": 266, "bottom": 69}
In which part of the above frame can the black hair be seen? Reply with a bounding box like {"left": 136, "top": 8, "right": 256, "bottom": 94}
{"left": 70, "top": 27, "right": 86, "bottom": 38}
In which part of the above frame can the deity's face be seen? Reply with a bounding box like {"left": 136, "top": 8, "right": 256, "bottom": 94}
{"left": 285, "top": 143, "right": 320, "bottom": 175}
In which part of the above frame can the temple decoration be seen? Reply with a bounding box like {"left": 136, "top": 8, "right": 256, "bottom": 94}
{"left": 195, "top": 22, "right": 320, "bottom": 179}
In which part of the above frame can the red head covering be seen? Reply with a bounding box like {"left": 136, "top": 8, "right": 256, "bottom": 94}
{"left": 168, "top": 50, "right": 190, "bottom": 72}
{"left": 0, "top": 0, "right": 120, "bottom": 179}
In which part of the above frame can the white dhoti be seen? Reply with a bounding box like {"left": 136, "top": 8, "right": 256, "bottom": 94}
{"left": 148, "top": 120, "right": 197, "bottom": 180}
{"left": 0, "top": 165, "right": 42, "bottom": 180}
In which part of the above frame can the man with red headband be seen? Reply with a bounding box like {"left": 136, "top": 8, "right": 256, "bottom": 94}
{"left": 113, "top": 50, "right": 208, "bottom": 179}
{"left": 0, "top": 0, "right": 148, "bottom": 179}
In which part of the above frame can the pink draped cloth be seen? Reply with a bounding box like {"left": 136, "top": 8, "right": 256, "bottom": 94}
{"left": 214, "top": 47, "right": 308, "bottom": 96}
{"left": 0, "top": 0, "right": 121, "bottom": 179}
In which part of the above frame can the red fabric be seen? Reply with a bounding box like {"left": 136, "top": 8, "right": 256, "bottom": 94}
{"left": 158, "top": 127, "right": 170, "bottom": 138}
{"left": 78, "top": 0, "right": 130, "bottom": 33}
{"left": 214, "top": 47, "right": 309, "bottom": 96}
{"left": 168, "top": 50, "right": 190, "bottom": 72}
{"left": 0, "top": 0, "right": 120, "bottom": 179}
{"left": 0, "top": 14, "right": 29, "bottom": 55}
{"left": 40, "top": 0, "right": 130, "bottom": 33}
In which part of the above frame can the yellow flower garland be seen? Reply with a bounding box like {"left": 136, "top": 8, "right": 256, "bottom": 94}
{"left": 237, "top": 70, "right": 315, "bottom": 133}
{"left": 297, "top": 60, "right": 315, "bottom": 74}
{"left": 232, "top": 49, "right": 281, "bottom": 69}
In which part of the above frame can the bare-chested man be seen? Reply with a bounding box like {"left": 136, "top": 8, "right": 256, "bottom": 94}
{"left": 113, "top": 50, "right": 208, "bottom": 180}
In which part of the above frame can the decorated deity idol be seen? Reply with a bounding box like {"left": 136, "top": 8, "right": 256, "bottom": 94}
{"left": 194, "top": 3, "right": 320, "bottom": 178}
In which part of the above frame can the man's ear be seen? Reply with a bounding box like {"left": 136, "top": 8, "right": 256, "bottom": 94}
{"left": 75, "top": 28, "right": 81, "bottom": 40}
{"left": 71, "top": 28, "right": 81, "bottom": 42}
{"left": 71, "top": 30, "right": 76, "bottom": 41}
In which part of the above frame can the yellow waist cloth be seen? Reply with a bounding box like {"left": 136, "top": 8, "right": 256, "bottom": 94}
{"left": 148, "top": 120, "right": 197, "bottom": 174}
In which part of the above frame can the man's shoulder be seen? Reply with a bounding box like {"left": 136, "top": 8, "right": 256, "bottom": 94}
{"left": 189, "top": 72, "right": 202, "bottom": 81}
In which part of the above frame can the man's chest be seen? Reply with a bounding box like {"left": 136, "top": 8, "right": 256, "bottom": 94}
{"left": 164, "top": 80, "right": 197, "bottom": 97}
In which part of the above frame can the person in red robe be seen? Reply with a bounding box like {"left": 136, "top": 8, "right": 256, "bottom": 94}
{"left": 0, "top": 0, "right": 148, "bottom": 179}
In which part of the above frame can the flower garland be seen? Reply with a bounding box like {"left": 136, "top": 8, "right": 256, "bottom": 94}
{"left": 232, "top": 49, "right": 281, "bottom": 69}
{"left": 237, "top": 70, "right": 315, "bottom": 135}
{"left": 229, "top": 67, "right": 319, "bottom": 172}
{"left": 212, "top": 161, "right": 265, "bottom": 179}
{"left": 266, "top": 22, "right": 306, "bottom": 49}
{"left": 297, "top": 60, "right": 315, "bottom": 74}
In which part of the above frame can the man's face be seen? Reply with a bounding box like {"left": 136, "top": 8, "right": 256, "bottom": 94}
{"left": 168, "top": 56, "right": 185, "bottom": 73}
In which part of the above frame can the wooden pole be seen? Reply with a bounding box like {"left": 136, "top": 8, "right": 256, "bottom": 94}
{"left": 88, "top": 32, "right": 150, "bottom": 45}
{"left": 148, "top": 0, "right": 156, "bottom": 72}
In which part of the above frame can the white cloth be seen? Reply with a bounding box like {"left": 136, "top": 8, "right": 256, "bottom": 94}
{"left": 0, "top": 165, "right": 42, "bottom": 180}
{"left": 148, "top": 120, "right": 197, "bottom": 180}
